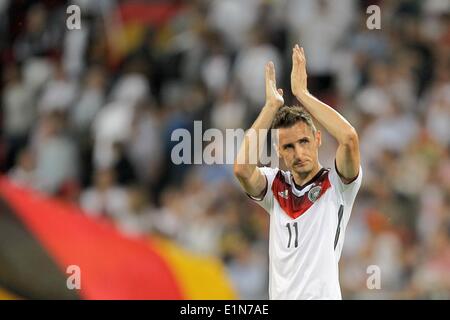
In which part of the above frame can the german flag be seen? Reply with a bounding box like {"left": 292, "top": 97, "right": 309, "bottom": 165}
{"left": 0, "top": 177, "right": 237, "bottom": 300}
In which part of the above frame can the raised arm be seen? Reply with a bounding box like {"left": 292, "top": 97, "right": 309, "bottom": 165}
{"left": 291, "top": 44, "right": 360, "bottom": 183}
{"left": 233, "top": 62, "right": 284, "bottom": 198}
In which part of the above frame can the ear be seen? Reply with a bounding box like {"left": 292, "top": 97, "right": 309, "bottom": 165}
{"left": 316, "top": 130, "right": 322, "bottom": 147}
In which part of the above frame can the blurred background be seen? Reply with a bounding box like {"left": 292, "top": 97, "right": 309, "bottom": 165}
{"left": 0, "top": 0, "right": 449, "bottom": 299}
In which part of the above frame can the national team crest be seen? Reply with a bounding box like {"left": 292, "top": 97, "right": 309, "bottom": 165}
{"left": 308, "top": 185, "right": 322, "bottom": 202}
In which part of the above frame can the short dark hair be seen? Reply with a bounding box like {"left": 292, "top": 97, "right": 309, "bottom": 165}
{"left": 271, "top": 105, "right": 317, "bottom": 133}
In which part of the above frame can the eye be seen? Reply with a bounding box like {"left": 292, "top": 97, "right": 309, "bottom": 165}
{"left": 299, "top": 138, "right": 309, "bottom": 144}
{"left": 283, "top": 144, "right": 294, "bottom": 150}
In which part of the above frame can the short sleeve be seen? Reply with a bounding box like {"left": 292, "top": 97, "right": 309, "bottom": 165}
{"left": 247, "top": 167, "right": 279, "bottom": 214}
{"left": 329, "top": 161, "right": 363, "bottom": 198}
{"left": 329, "top": 161, "right": 363, "bottom": 227}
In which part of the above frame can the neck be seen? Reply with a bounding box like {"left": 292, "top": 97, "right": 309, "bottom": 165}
{"left": 292, "top": 162, "right": 322, "bottom": 187}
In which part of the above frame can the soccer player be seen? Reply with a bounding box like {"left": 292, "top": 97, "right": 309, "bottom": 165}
{"left": 233, "top": 45, "right": 362, "bottom": 300}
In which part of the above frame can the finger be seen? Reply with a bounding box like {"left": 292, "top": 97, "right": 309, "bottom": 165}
{"left": 270, "top": 79, "right": 276, "bottom": 89}
{"left": 295, "top": 45, "right": 301, "bottom": 58}
{"left": 271, "top": 80, "right": 280, "bottom": 96}
{"left": 295, "top": 51, "right": 301, "bottom": 65}
{"left": 278, "top": 88, "right": 283, "bottom": 96}
{"left": 292, "top": 48, "right": 299, "bottom": 66}
{"left": 269, "top": 61, "right": 275, "bottom": 81}
{"left": 294, "top": 47, "right": 303, "bottom": 64}
{"left": 269, "top": 80, "right": 276, "bottom": 94}
{"left": 269, "top": 62, "right": 277, "bottom": 87}
{"left": 265, "top": 63, "right": 271, "bottom": 87}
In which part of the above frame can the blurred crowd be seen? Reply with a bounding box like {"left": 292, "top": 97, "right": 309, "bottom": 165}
{"left": 1, "top": 0, "right": 449, "bottom": 299}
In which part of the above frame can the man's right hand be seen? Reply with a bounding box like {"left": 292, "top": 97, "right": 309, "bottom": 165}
{"left": 234, "top": 61, "right": 284, "bottom": 199}
{"left": 265, "top": 61, "right": 284, "bottom": 109}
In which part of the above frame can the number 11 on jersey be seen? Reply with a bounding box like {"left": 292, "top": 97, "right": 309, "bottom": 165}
{"left": 286, "top": 222, "right": 298, "bottom": 248}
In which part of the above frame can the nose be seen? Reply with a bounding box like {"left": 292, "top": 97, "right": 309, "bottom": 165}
{"left": 294, "top": 144, "right": 305, "bottom": 161}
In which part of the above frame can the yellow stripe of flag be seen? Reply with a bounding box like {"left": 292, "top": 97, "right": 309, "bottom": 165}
{"left": 152, "top": 237, "right": 237, "bottom": 300}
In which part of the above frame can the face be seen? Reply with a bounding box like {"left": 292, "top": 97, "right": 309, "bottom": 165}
{"left": 276, "top": 122, "right": 321, "bottom": 178}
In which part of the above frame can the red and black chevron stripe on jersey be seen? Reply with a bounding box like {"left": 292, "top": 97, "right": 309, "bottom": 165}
{"left": 271, "top": 169, "right": 331, "bottom": 219}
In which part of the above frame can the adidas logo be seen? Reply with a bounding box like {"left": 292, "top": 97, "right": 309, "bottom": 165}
{"left": 278, "top": 190, "right": 289, "bottom": 199}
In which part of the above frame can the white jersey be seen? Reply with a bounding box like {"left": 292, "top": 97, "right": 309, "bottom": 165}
{"left": 249, "top": 163, "right": 362, "bottom": 300}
